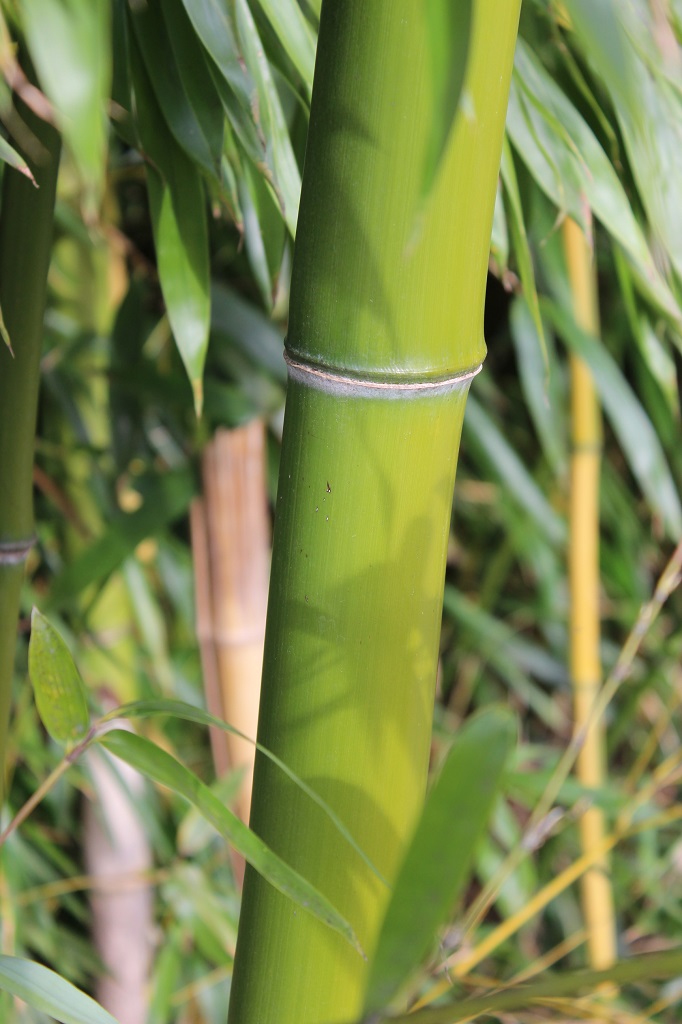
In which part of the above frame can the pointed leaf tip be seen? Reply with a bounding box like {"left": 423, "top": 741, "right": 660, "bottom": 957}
{"left": 28, "top": 608, "right": 90, "bottom": 748}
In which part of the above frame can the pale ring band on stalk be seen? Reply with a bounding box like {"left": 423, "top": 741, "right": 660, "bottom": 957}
{"left": 284, "top": 352, "right": 483, "bottom": 399}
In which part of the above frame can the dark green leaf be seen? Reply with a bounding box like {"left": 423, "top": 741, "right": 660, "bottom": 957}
{"left": 98, "top": 729, "right": 364, "bottom": 955}
{"left": 28, "top": 609, "right": 89, "bottom": 749}
{"left": 129, "top": 31, "right": 210, "bottom": 413}
{"left": 363, "top": 708, "right": 516, "bottom": 1014}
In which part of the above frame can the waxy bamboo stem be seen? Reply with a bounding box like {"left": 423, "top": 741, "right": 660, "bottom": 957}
{"left": 229, "top": 3, "right": 521, "bottom": 1020}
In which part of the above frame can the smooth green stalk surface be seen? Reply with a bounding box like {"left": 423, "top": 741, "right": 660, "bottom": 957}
{"left": 0, "top": 104, "right": 60, "bottom": 785}
{"left": 229, "top": 3, "right": 520, "bottom": 1021}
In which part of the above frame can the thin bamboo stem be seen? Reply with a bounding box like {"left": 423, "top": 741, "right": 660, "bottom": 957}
{"left": 563, "top": 215, "right": 617, "bottom": 976}
{"left": 0, "top": 94, "right": 60, "bottom": 790}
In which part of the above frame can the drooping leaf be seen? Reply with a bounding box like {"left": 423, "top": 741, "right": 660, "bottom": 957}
{"left": 28, "top": 609, "right": 90, "bottom": 749}
{"left": 544, "top": 298, "right": 682, "bottom": 538}
{"left": 500, "top": 136, "right": 546, "bottom": 366}
{"left": 101, "top": 698, "right": 385, "bottom": 884}
{"left": 564, "top": 0, "right": 682, "bottom": 282}
{"left": 509, "top": 296, "right": 567, "bottom": 475}
{"left": 363, "top": 708, "right": 517, "bottom": 1014}
{"left": 258, "top": 0, "right": 317, "bottom": 97}
{"left": 511, "top": 38, "right": 682, "bottom": 328}
{"left": 0, "top": 956, "right": 119, "bottom": 1024}
{"left": 98, "top": 729, "right": 364, "bottom": 956}
{"left": 421, "top": 0, "right": 473, "bottom": 201}
{"left": 129, "top": 31, "right": 210, "bottom": 413}
{"left": 129, "top": 0, "right": 223, "bottom": 182}
{"left": 20, "top": 0, "right": 110, "bottom": 219}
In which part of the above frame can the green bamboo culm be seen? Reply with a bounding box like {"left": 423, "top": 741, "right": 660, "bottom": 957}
{"left": 228, "top": 3, "right": 520, "bottom": 1021}
{"left": 0, "top": 101, "right": 60, "bottom": 791}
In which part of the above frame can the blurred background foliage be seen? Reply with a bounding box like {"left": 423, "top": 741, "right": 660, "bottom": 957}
{"left": 1, "top": 0, "right": 682, "bottom": 1021}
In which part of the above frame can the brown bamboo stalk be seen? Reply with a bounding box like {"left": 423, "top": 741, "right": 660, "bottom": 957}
{"left": 195, "top": 421, "right": 270, "bottom": 823}
{"left": 563, "top": 216, "right": 617, "bottom": 974}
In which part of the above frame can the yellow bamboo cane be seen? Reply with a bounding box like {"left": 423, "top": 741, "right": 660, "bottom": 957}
{"left": 563, "top": 215, "right": 617, "bottom": 976}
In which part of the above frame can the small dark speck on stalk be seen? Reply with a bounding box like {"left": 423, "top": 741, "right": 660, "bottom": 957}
{"left": 326, "top": 481, "right": 331, "bottom": 493}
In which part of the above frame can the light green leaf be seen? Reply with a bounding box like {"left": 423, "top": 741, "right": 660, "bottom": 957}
{"left": 421, "top": 0, "right": 472, "bottom": 202}
{"left": 258, "top": 0, "right": 317, "bottom": 97}
{"left": 28, "top": 609, "right": 90, "bottom": 748}
{"left": 464, "top": 393, "right": 566, "bottom": 546}
{"left": 98, "top": 729, "right": 364, "bottom": 956}
{"left": 544, "top": 298, "right": 682, "bottom": 538}
{"left": 0, "top": 956, "right": 119, "bottom": 1024}
{"left": 363, "top": 708, "right": 517, "bottom": 1015}
{"left": 129, "top": 32, "right": 210, "bottom": 413}
{"left": 21, "top": 0, "right": 109, "bottom": 219}
{"left": 101, "top": 698, "right": 385, "bottom": 885}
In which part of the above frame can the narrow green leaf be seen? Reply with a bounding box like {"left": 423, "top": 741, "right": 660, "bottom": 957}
{"left": 98, "top": 729, "right": 364, "bottom": 956}
{"left": 544, "top": 298, "right": 682, "bottom": 538}
{"left": 0, "top": 135, "right": 36, "bottom": 185}
{"left": 421, "top": 0, "right": 472, "bottom": 202}
{"left": 258, "top": 0, "right": 316, "bottom": 97}
{"left": 363, "top": 708, "right": 517, "bottom": 1014}
{"left": 130, "top": 0, "right": 224, "bottom": 182}
{"left": 101, "top": 698, "right": 385, "bottom": 885}
{"left": 129, "top": 31, "right": 210, "bottom": 413}
{"left": 360, "top": 948, "right": 682, "bottom": 1024}
{"left": 510, "top": 39, "right": 682, "bottom": 330}
{"left": 509, "top": 297, "right": 567, "bottom": 475}
{"left": 233, "top": 0, "right": 301, "bottom": 236}
{"left": 21, "top": 0, "right": 109, "bottom": 218}
{"left": 0, "top": 956, "right": 119, "bottom": 1024}
{"left": 464, "top": 394, "right": 566, "bottom": 546}
{"left": 500, "top": 136, "right": 547, "bottom": 367}
{"left": 28, "top": 609, "right": 89, "bottom": 748}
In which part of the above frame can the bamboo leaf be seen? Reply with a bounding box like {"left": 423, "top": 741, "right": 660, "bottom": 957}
{"left": 363, "top": 708, "right": 516, "bottom": 1015}
{"left": 101, "top": 698, "right": 385, "bottom": 885}
{"left": 544, "top": 298, "right": 682, "bottom": 538}
{"left": 421, "top": 0, "right": 472, "bottom": 201}
{"left": 20, "top": 0, "right": 109, "bottom": 219}
{"left": 500, "top": 137, "right": 546, "bottom": 366}
{"left": 258, "top": 0, "right": 317, "bottom": 97}
{"left": 563, "top": 0, "right": 682, "bottom": 278}
{"left": 129, "top": 32, "right": 210, "bottom": 414}
{"left": 511, "top": 38, "right": 682, "bottom": 327}
{"left": 0, "top": 956, "right": 119, "bottom": 1024}
{"left": 129, "top": 0, "right": 224, "bottom": 182}
{"left": 355, "top": 948, "right": 682, "bottom": 1023}
{"left": 98, "top": 729, "right": 365, "bottom": 956}
{"left": 28, "top": 609, "right": 89, "bottom": 749}
{"left": 0, "top": 135, "right": 36, "bottom": 185}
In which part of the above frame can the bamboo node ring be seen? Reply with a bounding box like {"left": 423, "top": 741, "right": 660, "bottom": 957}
{"left": 284, "top": 353, "right": 482, "bottom": 397}
{"left": 0, "top": 537, "right": 35, "bottom": 565}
